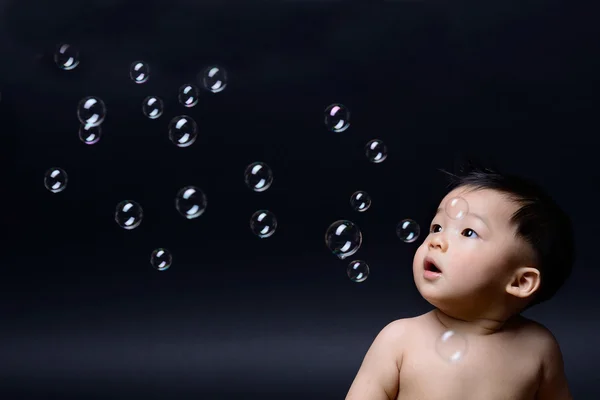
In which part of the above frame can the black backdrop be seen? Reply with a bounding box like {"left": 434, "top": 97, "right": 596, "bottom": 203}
{"left": 2, "top": 1, "right": 599, "bottom": 398}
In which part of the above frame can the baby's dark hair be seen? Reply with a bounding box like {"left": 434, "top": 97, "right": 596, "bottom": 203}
{"left": 441, "top": 158, "right": 575, "bottom": 310}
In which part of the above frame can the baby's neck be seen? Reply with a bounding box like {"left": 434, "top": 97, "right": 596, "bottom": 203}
{"left": 432, "top": 308, "right": 521, "bottom": 336}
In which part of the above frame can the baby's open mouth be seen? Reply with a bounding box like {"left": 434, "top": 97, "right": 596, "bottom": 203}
{"left": 425, "top": 261, "right": 441, "bottom": 273}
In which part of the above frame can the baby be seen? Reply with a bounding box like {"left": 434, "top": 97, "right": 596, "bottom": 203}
{"left": 346, "top": 162, "right": 574, "bottom": 400}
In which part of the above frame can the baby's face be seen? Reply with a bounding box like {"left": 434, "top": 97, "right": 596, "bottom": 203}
{"left": 413, "top": 186, "right": 531, "bottom": 313}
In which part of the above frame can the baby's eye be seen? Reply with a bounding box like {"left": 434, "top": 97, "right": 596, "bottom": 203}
{"left": 430, "top": 224, "right": 442, "bottom": 233}
{"left": 461, "top": 228, "right": 479, "bottom": 238}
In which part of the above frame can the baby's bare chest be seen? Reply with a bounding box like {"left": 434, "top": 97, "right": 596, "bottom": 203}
{"left": 397, "top": 334, "right": 541, "bottom": 400}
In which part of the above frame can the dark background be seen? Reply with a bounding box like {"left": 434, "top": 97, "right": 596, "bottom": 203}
{"left": 1, "top": 0, "right": 599, "bottom": 398}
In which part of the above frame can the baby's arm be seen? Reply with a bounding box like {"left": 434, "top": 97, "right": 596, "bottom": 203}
{"left": 345, "top": 320, "right": 407, "bottom": 400}
{"left": 536, "top": 330, "right": 572, "bottom": 399}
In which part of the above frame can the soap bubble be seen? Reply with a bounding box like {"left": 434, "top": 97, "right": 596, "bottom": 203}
{"left": 54, "top": 43, "right": 79, "bottom": 70}
{"left": 168, "top": 115, "right": 198, "bottom": 147}
{"left": 244, "top": 162, "right": 273, "bottom": 192}
{"left": 347, "top": 260, "right": 369, "bottom": 282}
{"left": 142, "top": 96, "right": 163, "bottom": 119}
{"left": 78, "top": 124, "right": 101, "bottom": 145}
{"left": 350, "top": 191, "right": 371, "bottom": 212}
{"left": 115, "top": 200, "right": 143, "bottom": 230}
{"left": 77, "top": 96, "right": 106, "bottom": 128}
{"left": 445, "top": 197, "right": 469, "bottom": 220}
{"left": 201, "top": 65, "right": 228, "bottom": 93}
{"left": 44, "top": 167, "right": 68, "bottom": 193}
{"left": 151, "top": 248, "right": 172, "bottom": 271}
{"left": 175, "top": 186, "right": 207, "bottom": 220}
{"left": 325, "top": 220, "right": 362, "bottom": 260}
{"left": 130, "top": 61, "right": 150, "bottom": 84}
{"left": 365, "top": 139, "right": 388, "bottom": 163}
{"left": 178, "top": 84, "right": 199, "bottom": 107}
{"left": 396, "top": 219, "right": 420, "bottom": 243}
{"left": 250, "top": 210, "right": 277, "bottom": 238}
{"left": 435, "top": 330, "right": 468, "bottom": 363}
{"left": 324, "top": 103, "right": 350, "bottom": 132}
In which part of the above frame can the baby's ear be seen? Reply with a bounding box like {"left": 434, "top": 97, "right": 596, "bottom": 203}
{"left": 505, "top": 267, "right": 541, "bottom": 299}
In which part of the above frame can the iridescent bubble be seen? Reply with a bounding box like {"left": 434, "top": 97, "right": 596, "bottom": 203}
{"left": 151, "top": 248, "right": 172, "bottom": 271}
{"left": 168, "top": 115, "right": 198, "bottom": 147}
{"left": 54, "top": 43, "right": 80, "bottom": 70}
{"left": 115, "top": 200, "right": 143, "bottom": 230}
{"left": 435, "top": 330, "right": 468, "bottom": 363}
{"left": 175, "top": 186, "right": 207, "bottom": 220}
{"left": 347, "top": 260, "right": 369, "bottom": 283}
{"left": 142, "top": 96, "right": 163, "bottom": 119}
{"left": 44, "top": 167, "right": 68, "bottom": 193}
{"left": 324, "top": 103, "right": 350, "bottom": 132}
{"left": 325, "top": 220, "right": 362, "bottom": 260}
{"left": 396, "top": 219, "right": 420, "bottom": 243}
{"left": 445, "top": 197, "right": 469, "bottom": 220}
{"left": 350, "top": 191, "right": 371, "bottom": 212}
{"left": 250, "top": 210, "right": 277, "bottom": 238}
{"left": 178, "top": 84, "right": 199, "bottom": 107}
{"left": 78, "top": 124, "right": 101, "bottom": 145}
{"left": 77, "top": 96, "right": 106, "bottom": 128}
{"left": 130, "top": 61, "right": 150, "bottom": 84}
{"left": 365, "top": 139, "right": 387, "bottom": 163}
{"left": 200, "top": 65, "right": 228, "bottom": 93}
{"left": 244, "top": 162, "right": 273, "bottom": 192}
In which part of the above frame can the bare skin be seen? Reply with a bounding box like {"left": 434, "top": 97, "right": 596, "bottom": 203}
{"left": 346, "top": 187, "right": 571, "bottom": 400}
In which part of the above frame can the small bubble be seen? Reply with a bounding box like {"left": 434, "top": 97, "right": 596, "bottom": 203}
{"left": 396, "top": 219, "right": 420, "bottom": 243}
{"left": 77, "top": 96, "right": 106, "bottom": 128}
{"left": 130, "top": 61, "right": 150, "bottom": 84}
{"left": 115, "top": 200, "right": 143, "bottom": 230}
{"left": 151, "top": 248, "right": 172, "bottom": 271}
{"left": 250, "top": 210, "right": 277, "bottom": 238}
{"left": 325, "top": 220, "right": 362, "bottom": 260}
{"left": 178, "top": 84, "right": 199, "bottom": 107}
{"left": 175, "top": 186, "right": 207, "bottom": 220}
{"left": 142, "top": 96, "right": 164, "bottom": 119}
{"left": 54, "top": 44, "right": 80, "bottom": 70}
{"left": 200, "top": 65, "right": 228, "bottom": 93}
{"left": 244, "top": 162, "right": 273, "bottom": 192}
{"left": 168, "top": 116, "right": 198, "bottom": 147}
{"left": 324, "top": 103, "right": 350, "bottom": 132}
{"left": 44, "top": 168, "right": 68, "bottom": 193}
{"left": 445, "top": 197, "right": 469, "bottom": 220}
{"left": 78, "top": 124, "right": 101, "bottom": 145}
{"left": 347, "top": 260, "right": 369, "bottom": 282}
{"left": 365, "top": 139, "right": 388, "bottom": 163}
{"left": 435, "top": 330, "right": 468, "bottom": 363}
{"left": 350, "top": 191, "right": 371, "bottom": 212}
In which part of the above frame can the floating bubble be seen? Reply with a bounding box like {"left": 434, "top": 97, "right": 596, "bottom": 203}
{"left": 347, "top": 260, "right": 369, "bottom": 283}
{"left": 78, "top": 124, "right": 101, "bottom": 145}
{"left": 324, "top": 103, "right": 350, "bottom": 132}
{"left": 77, "top": 96, "right": 106, "bottom": 128}
{"left": 175, "top": 186, "right": 207, "bottom": 220}
{"left": 168, "top": 115, "right": 198, "bottom": 148}
{"left": 250, "top": 210, "right": 277, "bottom": 238}
{"left": 130, "top": 61, "right": 150, "bottom": 84}
{"left": 244, "top": 162, "right": 273, "bottom": 192}
{"left": 178, "top": 84, "right": 199, "bottom": 107}
{"left": 44, "top": 167, "right": 68, "bottom": 193}
{"left": 200, "top": 65, "right": 228, "bottom": 93}
{"left": 435, "top": 330, "right": 468, "bottom": 363}
{"left": 115, "top": 200, "right": 143, "bottom": 230}
{"left": 445, "top": 197, "right": 469, "bottom": 220}
{"left": 142, "top": 96, "right": 163, "bottom": 119}
{"left": 151, "top": 248, "right": 172, "bottom": 271}
{"left": 350, "top": 191, "right": 371, "bottom": 212}
{"left": 365, "top": 139, "right": 387, "bottom": 163}
{"left": 54, "top": 43, "right": 79, "bottom": 70}
{"left": 396, "top": 219, "right": 420, "bottom": 243}
{"left": 325, "top": 220, "right": 362, "bottom": 260}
